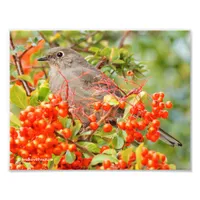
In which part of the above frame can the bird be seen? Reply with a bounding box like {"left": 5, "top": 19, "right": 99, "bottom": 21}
{"left": 38, "top": 47, "right": 182, "bottom": 147}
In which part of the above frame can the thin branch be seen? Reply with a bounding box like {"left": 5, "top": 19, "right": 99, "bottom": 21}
{"left": 10, "top": 33, "right": 32, "bottom": 96}
{"left": 119, "top": 31, "right": 131, "bottom": 48}
{"left": 19, "top": 45, "right": 33, "bottom": 59}
{"left": 87, "top": 106, "right": 116, "bottom": 141}
{"left": 55, "top": 131, "right": 94, "bottom": 156}
{"left": 95, "top": 57, "right": 107, "bottom": 69}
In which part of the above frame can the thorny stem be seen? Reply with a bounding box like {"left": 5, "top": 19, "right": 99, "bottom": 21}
{"left": 10, "top": 33, "right": 32, "bottom": 96}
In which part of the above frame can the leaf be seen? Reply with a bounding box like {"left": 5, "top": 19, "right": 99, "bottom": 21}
{"left": 11, "top": 45, "right": 25, "bottom": 55}
{"left": 103, "top": 94, "right": 119, "bottom": 106}
{"left": 102, "top": 149, "right": 117, "bottom": 156}
{"left": 100, "top": 47, "right": 111, "bottom": 58}
{"left": 78, "top": 142, "right": 100, "bottom": 153}
{"left": 29, "top": 89, "right": 39, "bottom": 106}
{"left": 90, "top": 154, "right": 118, "bottom": 166}
{"left": 88, "top": 47, "right": 100, "bottom": 53}
{"left": 48, "top": 159, "right": 54, "bottom": 169}
{"left": 38, "top": 82, "right": 50, "bottom": 101}
{"left": 169, "top": 164, "right": 176, "bottom": 170}
{"left": 10, "top": 84, "right": 28, "bottom": 109}
{"left": 135, "top": 143, "right": 144, "bottom": 170}
{"left": 53, "top": 155, "right": 63, "bottom": 165}
{"left": 112, "top": 60, "right": 125, "bottom": 64}
{"left": 18, "top": 75, "right": 33, "bottom": 85}
{"left": 23, "top": 162, "right": 32, "bottom": 170}
{"left": 65, "top": 150, "right": 76, "bottom": 164}
{"left": 93, "top": 32, "right": 103, "bottom": 43}
{"left": 72, "top": 120, "right": 82, "bottom": 137}
{"left": 112, "top": 135, "right": 124, "bottom": 149}
{"left": 58, "top": 117, "right": 72, "bottom": 128}
{"left": 10, "top": 112, "right": 21, "bottom": 128}
{"left": 109, "top": 48, "right": 120, "bottom": 62}
{"left": 121, "top": 147, "right": 133, "bottom": 163}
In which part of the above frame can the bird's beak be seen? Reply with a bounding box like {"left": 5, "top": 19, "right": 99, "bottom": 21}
{"left": 37, "top": 56, "right": 48, "bottom": 61}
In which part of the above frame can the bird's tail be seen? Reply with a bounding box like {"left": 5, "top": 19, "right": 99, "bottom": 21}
{"left": 158, "top": 128, "right": 182, "bottom": 147}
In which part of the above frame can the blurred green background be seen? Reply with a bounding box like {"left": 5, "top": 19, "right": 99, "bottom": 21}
{"left": 130, "top": 31, "right": 190, "bottom": 170}
{"left": 11, "top": 30, "right": 190, "bottom": 170}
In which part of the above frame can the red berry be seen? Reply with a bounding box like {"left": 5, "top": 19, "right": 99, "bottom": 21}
{"left": 88, "top": 114, "right": 96, "bottom": 122}
{"left": 89, "top": 122, "right": 99, "bottom": 130}
{"left": 152, "top": 93, "right": 159, "bottom": 100}
{"left": 94, "top": 102, "right": 102, "bottom": 111}
{"left": 117, "top": 121, "right": 126, "bottom": 130}
{"left": 100, "top": 146, "right": 109, "bottom": 153}
{"left": 165, "top": 101, "right": 173, "bottom": 109}
{"left": 62, "top": 128, "right": 72, "bottom": 139}
{"left": 118, "top": 160, "right": 127, "bottom": 169}
{"left": 102, "top": 103, "right": 111, "bottom": 111}
{"left": 119, "top": 101, "right": 126, "bottom": 109}
{"left": 103, "top": 123, "right": 112, "bottom": 132}
{"left": 68, "top": 144, "right": 76, "bottom": 152}
{"left": 152, "top": 119, "right": 160, "bottom": 128}
{"left": 103, "top": 159, "right": 111, "bottom": 169}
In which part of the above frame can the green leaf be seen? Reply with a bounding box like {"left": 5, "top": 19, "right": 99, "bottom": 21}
{"left": 90, "top": 154, "right": 118, "bottom": 166}
{"left": 78, "top": 142, "right": 100, "bottom": 153}
{"left": 169, "top": 164, "right": 176, "bottom": 170}
{"left": 11, "top": 45, "right": 25, "bottom": 55}
{"left": 135, "top": 143, "right": 144, "bottom": 170}
{"left": 100, "top": 47, "right": 111, "bottom": 58}
{"left": 23, "top": 162, "right": 32, "bottom": 170}
{"left": 103, "top": 94, "right": 119, "bottom": 106}
{"left": 53, "top": 155, "right": 63, "bottom": 165}
{"left": 72, "top": 120, "right": 82, "bottom": 137}
{"left": 93, "top": 32, "right": 103, "bottom": 43}
{"left": 29, "top": 89, "right": 39, "bottom": 106}
{"left": 88, "top": 47, "right": 100, "bottom": 53}
{"left": 65, "top": 150, "right": 76, "bottom": 164}
{"left": 38, "top": 82, "right": 50, "bottom": 101}
{"left": 121, "top": 147, "right": 133, "bottom": 163}
{"left": 18, "top": 75, "right": 33, "bottom": 85}
{"left": 58, "top": 117, "right": 72, "bottom": 128}
{"left": 48, "top": 159, "right": 54, "bottom": 169}
{"left": 102, "top": 149, "right": 117, "bottom": 156}
{"left": 112, "top": 60, "right": 125, "bottom": 64}
{"left": 112, "top": 135, "right": 124, "bottom": 149}
{"left": 10, "top": 84, "right": 28, "bottom": 109}
{"left": 109, "top": 48, "right": 120, "bottom": 61}
{"left": 10, "top": 112, "right": 21, "bottom": 128}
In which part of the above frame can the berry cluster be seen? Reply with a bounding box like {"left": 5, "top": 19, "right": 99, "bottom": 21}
{"left": 97, "top": 146, "right": 170, "bottom": 170}
{"left": 10, "top": 94, "right": 92, "bottom": 170}
{"left": 141, "top": 147, "right": 170, "bottom": 170}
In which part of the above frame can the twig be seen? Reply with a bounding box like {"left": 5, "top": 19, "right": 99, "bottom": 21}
{"left": 10, "top": 33, "right": 32, "bottom": 96}
{"left": 119, "top": 31, "right": 131, "bottom": 48}
{"left": 31, "top": 65, "right": 49, "bottom": 69}
{"left": 55, "top": 131, "right": 94, "bottom": 156}
{"left": 87, "top": 106, "right": 116, "bottom": 141}
{"left": 95, "top": 57, "right": 107, "bottom": 69}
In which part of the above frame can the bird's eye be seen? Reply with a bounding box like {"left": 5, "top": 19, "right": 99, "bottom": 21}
{"left": 57, "top": 51, "right": 64, "bottom": 58}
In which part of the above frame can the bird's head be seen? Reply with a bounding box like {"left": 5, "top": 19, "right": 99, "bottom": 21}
{"left": 38, "top": 47, "right": 79, "bottom": 69}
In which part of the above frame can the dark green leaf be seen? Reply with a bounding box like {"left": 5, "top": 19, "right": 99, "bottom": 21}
{"left": 10, "top": 84, "right": 28, "bottom": 109}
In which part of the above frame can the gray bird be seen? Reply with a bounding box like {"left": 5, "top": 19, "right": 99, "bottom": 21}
{"left": 38, "top": 47, "right": 182, "bottom": 147}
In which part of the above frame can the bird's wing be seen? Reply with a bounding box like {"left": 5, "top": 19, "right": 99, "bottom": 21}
{"left": 158, "top": 128, "right": 182, "bottom": 147}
